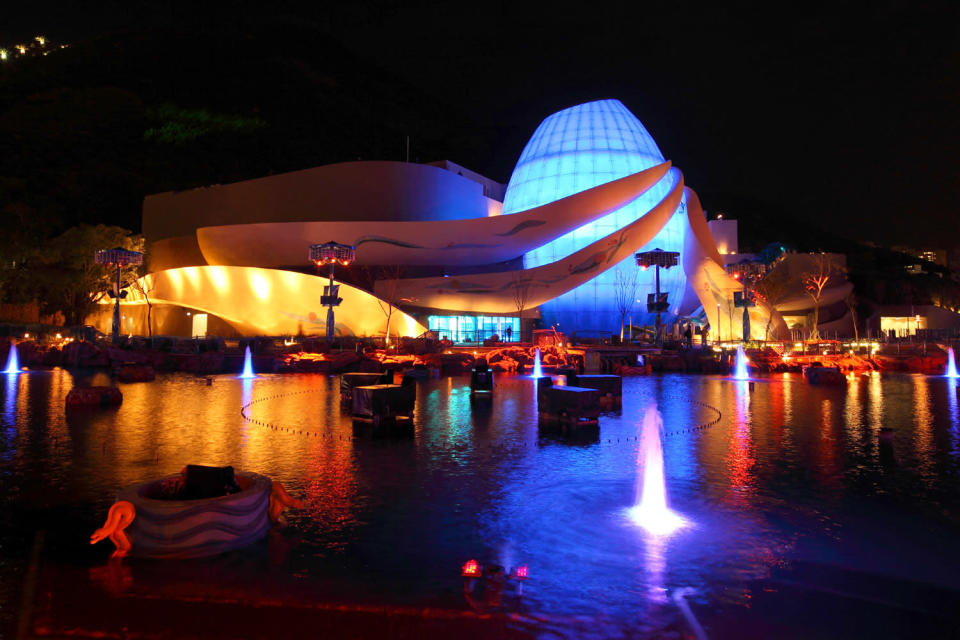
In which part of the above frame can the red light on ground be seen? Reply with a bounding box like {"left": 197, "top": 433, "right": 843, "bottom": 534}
{"left": 640, "top": 265, "right": 648, "bottom": 271}
{"left": 514, "top": 565, "right": 529, "bottom": 580}
{"left": 461, "top": 559, "right": 481, "bottom": 577}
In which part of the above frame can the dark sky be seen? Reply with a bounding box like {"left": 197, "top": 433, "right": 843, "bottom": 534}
{"left": 3, "top": 1, "right": 959, "bottom": 248}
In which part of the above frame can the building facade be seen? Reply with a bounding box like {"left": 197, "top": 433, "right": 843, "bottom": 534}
{"left": 93, "top": 99, "right": 784, "bottom": 341}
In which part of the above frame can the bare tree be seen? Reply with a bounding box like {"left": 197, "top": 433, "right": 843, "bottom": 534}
{"left": 801, "top": 254, "right": 838, "bottom": 340}
{"left": 370, "top": 264, "right": 404, "bottom": 345}
{"left": 129, "top": 275, "right": 155, "bottom": 337}
{"left": 510, "top": 272, "right": 532, "bottom": 343}
{"left": 751, "top": 266, "right": 791, "bottom": 340}
{"left": 845, "top": 290, "right": 859, "bottom": 341}
{"left": 613, "top": 267, "right": 640, "bottom": 342}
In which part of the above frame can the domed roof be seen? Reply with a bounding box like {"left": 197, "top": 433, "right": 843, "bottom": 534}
{"left": 502, "top": 99, "right": 666, "bottom": 213}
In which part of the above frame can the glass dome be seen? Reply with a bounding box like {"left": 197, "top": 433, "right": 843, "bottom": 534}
{"left": 502, "top": 99, "right": 688, "bottom": 336}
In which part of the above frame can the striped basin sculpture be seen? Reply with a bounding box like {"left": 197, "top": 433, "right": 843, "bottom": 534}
{"left": 90, "top": 470, "right": 303, "bottom": 559}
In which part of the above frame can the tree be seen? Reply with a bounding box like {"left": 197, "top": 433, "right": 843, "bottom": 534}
{"left": 751, "top": 265, "right": 792, "bottom": 340}
{"left": 845, "top": 290, "right": 859, "bottom": 341}
{"left": 129, "top": 271, "right": 156, "bottom": 337}
{"left": 510, "top": 272, "right": 532, "bottom": 343}
{"left": 613, "top": 267, "right": 639, "bottom": 342}
{"left": 801, "top": 254, "right": 838, "bottom": 341}
{"left": 38, "top": 225, "right": 143, "bottom": 326}
{"left": 369, "top": 264, "right": 404, "bottom": 345}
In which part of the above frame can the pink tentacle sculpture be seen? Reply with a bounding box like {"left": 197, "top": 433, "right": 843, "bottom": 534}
{"left": 269, "top": 481, "right": 304, "bottom": 523}
{"left": 90, "top": 501, "right": 136, "bottom": 558}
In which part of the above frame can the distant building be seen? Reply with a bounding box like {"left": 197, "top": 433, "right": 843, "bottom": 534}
{"left": 893, "top": 245, "right": 948, "bottom": 274}
{"left": 708, "top": 217, "right": 738, "bottom": 257}
{"left": 876, "top": 305, "right": 960, "bottom": 337}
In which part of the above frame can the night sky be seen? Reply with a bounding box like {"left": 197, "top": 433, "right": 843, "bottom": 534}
{"left": 2, "top": 1, "right": 958, "bottom": 248}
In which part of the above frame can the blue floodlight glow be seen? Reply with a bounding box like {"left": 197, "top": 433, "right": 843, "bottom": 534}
{"left": 502, "top": 99, "right": 688, "bottom": 334}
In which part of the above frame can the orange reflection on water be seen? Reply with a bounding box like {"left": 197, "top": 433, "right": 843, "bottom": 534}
{"left": 912, "top": 375, "right": 934, "bottom": 482}
{"left": 724, "top": 382, "right": 756, "bottom": 506}
{"left": 302, "top": 435, "right": 361, "bottom": 546}
{"left": 844, "top": 373, "right": 864, "bottom": 441}
{"left": 815, "top": 399, "right": 840, "bottom": 488}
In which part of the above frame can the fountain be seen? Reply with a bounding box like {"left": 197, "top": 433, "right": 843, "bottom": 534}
{"left": 946, "top": 347, "right": 959, "bottom": 379}
{"left": 627, "top": 405, "right": 686, "bottom": 535}
{"left": 531, "top": 348, "right": 542, "bottom": 378}
{"left": 733, "top": 344, "right": 749, "bottom": 380}
{"left": 238, "top": 346, "right": 257, "bottom": 379}
{"left": 3, "top": 342, "right": 20, "bottom": 375}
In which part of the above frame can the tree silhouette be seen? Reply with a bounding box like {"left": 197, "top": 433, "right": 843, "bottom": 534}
{"left": 802, "top": 254, "right": 839, "bottom": 340}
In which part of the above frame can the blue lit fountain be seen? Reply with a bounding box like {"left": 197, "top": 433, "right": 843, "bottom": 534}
{"left": 531, "top": 347, "right": 542, "bottom": 378}
{"left": 3, "top": 342, "right": 21, "bottom": 375}
{"left": 627, "top": 405, "right": 686, "bottom": 535}
{"left": 238, "top": 346, "right": 257, "bottom": 379}
{"left": 946, "top": 347, "right": 959, "bottom": 379}
{"left": 733, "top": 344, "right": 750, "bottom": 380}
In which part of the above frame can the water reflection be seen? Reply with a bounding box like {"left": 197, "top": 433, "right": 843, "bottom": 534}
{"left": 3, "top": 370, "right": 17, "bottom": 427}
{"left": 947, "top": 381, "right": 959, "bottom": 455}
{"left": 725, "top": 381, "right": 755, "bottom": 506}
{"left": 2, "top": 372, "right": 960, "bottom": 638}
{"left": 912, "top": 375, "right": 934, "bottom": 481}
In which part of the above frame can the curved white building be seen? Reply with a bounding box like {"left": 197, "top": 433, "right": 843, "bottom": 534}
{"left": 92, "top": 99, "right": 783, "bottom": 341}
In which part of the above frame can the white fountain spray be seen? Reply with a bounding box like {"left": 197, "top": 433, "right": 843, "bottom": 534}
{"left": 238, "top": 345, "right": 257, "bottom": 379}
{"left": 946, "top": 347, "right": 959, "bottom": 379}
{"left": 531, "top": 347, "right": 542, "bottom": 378}
{"left": 734, "top": 344, "right": 749, "bottom": 380}
{"left": 627, "top": 405, "right": 686, "bottom": 535}
{"left": 3, "top": 342, "right": 20, "bottom": 375}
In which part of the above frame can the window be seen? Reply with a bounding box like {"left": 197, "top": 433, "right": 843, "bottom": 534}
{"left": 428, "top": 315, "right": 520, "bottom": 343}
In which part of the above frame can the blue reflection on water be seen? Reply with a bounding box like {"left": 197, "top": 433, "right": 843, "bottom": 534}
{"left": 3, "top": 371, "right": 17, "bottom": 432}
{"left": 3, "top": 372, "right": 960, "bottom": 638}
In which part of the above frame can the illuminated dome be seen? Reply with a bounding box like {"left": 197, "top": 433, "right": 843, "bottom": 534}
{"left": 503, "top": 99, "right": 688, "bottom": 334}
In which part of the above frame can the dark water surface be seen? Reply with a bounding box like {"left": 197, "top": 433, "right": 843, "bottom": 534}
{"left": 2, "top": 370, "right": 960, "bottom": 638}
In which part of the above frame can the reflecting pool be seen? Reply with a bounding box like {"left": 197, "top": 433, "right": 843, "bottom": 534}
{"left": 2, "top": 370, "right": 960, "bottom": 638}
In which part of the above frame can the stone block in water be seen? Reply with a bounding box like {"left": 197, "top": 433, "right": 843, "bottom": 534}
{"left": 539, "top": 385, "right": 601, "bottom": 422}
{"left": 352, "top": 384, "right": 415, "bottom": 419}
{"left": 570, "top": 374, "right": 621, "bottom": 402}
{"left": 470, "top": 369, "right": 494, "bottom": 393}
{"left": 340, "top": 372, "right": 384, "bottom": 403}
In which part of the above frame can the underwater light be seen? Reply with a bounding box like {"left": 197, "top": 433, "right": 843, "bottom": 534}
{"left": 461, "top": 559, "right": 481, "bottom": 578}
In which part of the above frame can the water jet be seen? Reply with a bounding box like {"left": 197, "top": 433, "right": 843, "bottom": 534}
{"left": 626, "top": 405, "right": 686, "bottom": 535}
{"left": 3, "top": 342, "right": 20, "bottom": 375}
{"left": 733, "top": 344, "right": 749, "bottom": 380}
{"left": 946, "top": 347, "right": 959, "bottom": 379}
{"left": 238, "top": 346, "right": 257, "bottom": 379}
{"left": 531, "top": 348, "right": 542, "bottom": 379}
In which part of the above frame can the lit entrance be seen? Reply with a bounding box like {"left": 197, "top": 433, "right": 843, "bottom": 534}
{"left": 191, "top": 313, "right": 208, "bottom": 337}
{"left": 428, "top": 315, "right": 520, "bottom": 344}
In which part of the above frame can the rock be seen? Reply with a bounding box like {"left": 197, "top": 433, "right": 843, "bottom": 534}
{"left": 66, "top": 386, "right": 122, "bottom": 410}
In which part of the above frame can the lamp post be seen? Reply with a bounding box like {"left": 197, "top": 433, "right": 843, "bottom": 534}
{"left": 309, "top": 242, "right": 355, "bottom": 340}
{"left": 95, "top": 248, "right": 143, "bottom": 344}
{"left": 733, "top": 276, "right": 755, "bottom": 343}
{"left": 636, "top": 248, "right": 679, "bottom": 347}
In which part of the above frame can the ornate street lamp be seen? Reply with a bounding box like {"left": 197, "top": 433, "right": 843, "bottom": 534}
{"left": 309, "top": 241, "right": 355, "bottom": 340}
{"left": 636, "top": 248, "right": 679, "bottom": 346}
{"left": 95, "top": 247, "right": 143, "bottom": 344}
